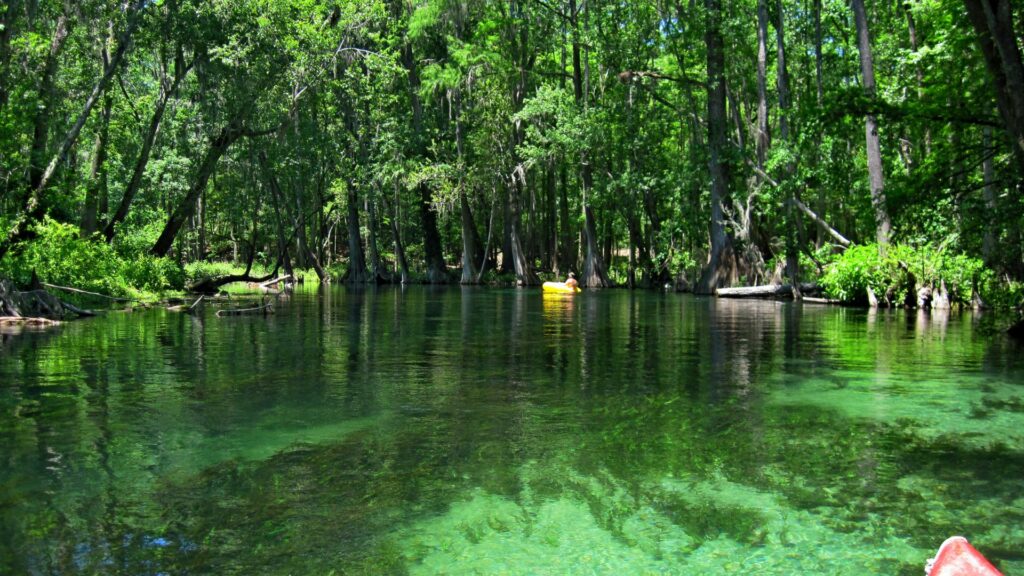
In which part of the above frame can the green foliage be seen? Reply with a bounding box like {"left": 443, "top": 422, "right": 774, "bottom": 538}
{"left": 819, "top": 245, "right": 891, "bottom": 303}
{"left": 1, "top": 0, "right": 1021, "bottom": 295}
{"left": 819, "top": 243, "right": 1019, "bottom": 308}
{"left": 0, "top": 219, "right": 184, "bottom": 297}
{"left": 183, "top": 261, "right": 274, "bottom": 285}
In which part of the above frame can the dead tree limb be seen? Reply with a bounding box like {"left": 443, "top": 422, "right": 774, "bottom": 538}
{"left": 789, "top": 197, "right": 851, "bottom": 248}
{"left": 737, "top": 152, "right": 852, "bottom": 249}
{"left": 41, "top": 282, "right": 136, "bottom": 302}
{"left": 216, "top": 303, "right": 274, "bottom": 317}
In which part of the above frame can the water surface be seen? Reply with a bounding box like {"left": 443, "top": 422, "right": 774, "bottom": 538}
{"left": 1, "top": 287, "right": 1022, "bottom": 575}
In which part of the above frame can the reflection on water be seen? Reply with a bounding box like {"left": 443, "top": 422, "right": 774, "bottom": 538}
{"left": 1, "top": 287, "right": 1022, "bottom": 575}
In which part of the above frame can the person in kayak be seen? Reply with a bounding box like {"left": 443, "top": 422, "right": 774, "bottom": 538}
{"left": 565, "top": 272, "right": 579, "bottom": 289}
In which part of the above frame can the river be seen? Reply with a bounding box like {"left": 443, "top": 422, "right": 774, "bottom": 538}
{"left": 1, "top": 287, "right": 1022, "bottom": 575}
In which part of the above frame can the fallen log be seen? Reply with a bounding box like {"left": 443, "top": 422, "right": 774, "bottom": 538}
{"left": 215, "top": 302, "right": 274, "bottom": 317}
{"left": 0, "top": 316, "right": 61, "bottom": 327}
{"left": 259, "top": 274, "right": 292, "bottom": 289}
{"left": 716, "top": 283, "right": 818, "bottom": 298}
{"left": 61, "top": 301, "right": 98, "bottom": 317}
{"left": 801, "top": 296, "right": 843, "bottom": 305}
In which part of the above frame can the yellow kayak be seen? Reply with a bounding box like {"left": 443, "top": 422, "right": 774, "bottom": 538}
{"left": 542, "top": 281, "right": 581, "bottom": 294}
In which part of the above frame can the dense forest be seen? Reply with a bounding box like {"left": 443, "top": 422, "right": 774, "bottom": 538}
{"left": 0, "top": 0, "right": 1022, "bottom": 306}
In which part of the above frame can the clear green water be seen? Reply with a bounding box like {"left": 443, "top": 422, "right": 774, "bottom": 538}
{"left": 1, "top": 287, "right": 1022, "bottom": 575}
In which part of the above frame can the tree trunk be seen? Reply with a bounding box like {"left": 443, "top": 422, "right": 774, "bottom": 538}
{"left": 345, "top": 185, "right": 367, "bottom": 284}
{"left": 260, "top": 151, "right": 326, "bottom": 282}
{"left": 366, "top": 193, "right": 385, "bottom": 283}
{"left": 268, "top": 171, "right": 294, "bottom": 280}
{"left": 1, "top": 4, "right": 142, "bottom": 258}
{"left": 28, "top": 2, "right": 144, "bottom": 210}
{"left": 453, "top": 92, "right": 482, "bottom": 284}
{"left": 475, "top": 197, "right": 498, "bottom": 283}
{"left": 500, "top": 202, "right": 515, "bottom": 274}
{"left": 982, "top": 127, "right": 999, "bottom": 266}
{"left": 401, "top": 40, "right": 447, "bottom": 283}
{"left": 80, "top": 92, "right": 112, "bottom": 237}
{"left": 0, "top": 0, "right": 21, "bottom": 111}
{"left": 559, "top": 165, "right": 575, "bottom": 273}
{"left": 852, "top": 0, "right": 893, "bottom": 248}
{"left": 963, "top": 0, "right": 1024, "bottom": 178}
{"left": 775, "top": 0, "right": 791, "bottom": 142}
{"left": 581, "top": 203, "right": 610, "bottom": 287}
{"left": 570, "top": 0, "right": 609, "bottom": 288}
{"left": 459, "top": 193, "right": 481, "bottom": 284}
{"left": 104, "top": 67, "right": 188, "bottom": 241}
{"left": 384, "top": 183, "right": 410, "bottom": 284}
{"left": 904, "top": 2, "right": 930, "bottom": 156}
{"left": 544, "top": 164, "right": 557, "bottom": 271}
{"left": 292, "top": 180, "right": 308, "bottom": 270}
{"left": 756, "top": 0, "right": 770, "bottom": 169}
{"left": 814, "top": 0, "right": 823, "bottom": 104}
{"left": 697, "top": 0, "right": 741, "bottom": 294}
{"left": 27, "top": 12, "right": 71, "bottom": 193}
{"left": 775, "top": 0, "right": 798, "bottom": 296}
{"left": 508, "top": 179, "right": 539, "bottom": 285}
{"left": 419, "top": 185, "right": 447, "bottom": 283}
{"left": 151, "top": 122, "right": 243, "bottom": 256}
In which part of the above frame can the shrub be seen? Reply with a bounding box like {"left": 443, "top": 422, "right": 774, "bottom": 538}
{"left": 819, "top": 243, "right": 1018, "bottom": 308}
{"left": 0, "top": 218, "right": 184, "bottom": 297}
{"left": 819, "top": 244, "right": 893, "bottom": 303}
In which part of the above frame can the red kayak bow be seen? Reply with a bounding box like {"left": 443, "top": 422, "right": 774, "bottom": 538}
{"left": 925, "top": 536, "right": 1002, "bottom": 576}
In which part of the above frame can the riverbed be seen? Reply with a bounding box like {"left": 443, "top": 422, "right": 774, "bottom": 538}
{"left": 1, "top": 287, "right": 1021, "bottom": 575}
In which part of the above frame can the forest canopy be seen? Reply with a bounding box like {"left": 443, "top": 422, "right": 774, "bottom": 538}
{"left": 0, "top": 0, "right": 1021, "bottom": 303}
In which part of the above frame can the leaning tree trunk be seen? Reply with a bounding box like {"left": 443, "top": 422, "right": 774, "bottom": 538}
{"left": 852, "top": 0, "right": 893, "bottom": 248}
{"left": 104, "top": 67, "right": 187, "bottom": 241}
{"left": 23, "top": 1, "right": 144, "bottom": 219}
{"left": 696, "top": 0, "right": 741, "bottom": 294}
{"left": 963, "top": 0, "right": 1024, "bottom": 179}
{"left": 0, "top": 4, "right": 142, "bottom": 258}
{"left": 151, "top": 123, "right": 243, "bottom": 256}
